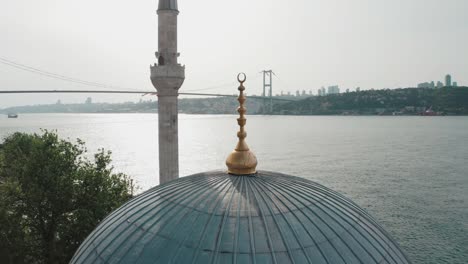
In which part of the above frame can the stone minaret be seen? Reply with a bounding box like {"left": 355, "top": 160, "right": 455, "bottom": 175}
{"left": 150, "top": 0, "right": 185, "bottom": 184}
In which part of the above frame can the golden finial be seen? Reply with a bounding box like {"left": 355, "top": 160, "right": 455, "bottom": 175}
{"left": 226, "top": 73, "right": 258, "bottom": 175}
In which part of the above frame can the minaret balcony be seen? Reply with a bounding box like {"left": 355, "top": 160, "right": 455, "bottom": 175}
{"left": 150, "top": 64, "right": 185, "bottom": 95}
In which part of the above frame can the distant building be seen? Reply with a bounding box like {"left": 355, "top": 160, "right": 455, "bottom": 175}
{"left": 327, "top": 85, "right": 340, "bottom": 94}
{"left": 296, "top": 90, "right": 300, "bottom": 97}
{"left": 453, "top": 82, "right": 458, "bottom": 87}
{"left": 356, "top": 87, "right": 361, "bottom": 92}
{"left": 437, "top": 81, "right": 443, "bottom": 88}
{"left": 445, "top": 74, "right": 452, "bottom": 87}
{"left": 309, "top": 90, "right": 313, "bottom": 95}
{"left": 417, "top": 82, "right": 428, "bottom": 88}
{"left": 346, "top": 89, "right": 350, "bottom": 93}
{"left": 85, "top": 97, "right": 92, "bottom": 104}
{"left": 302, "top": 90, "right": 306, "bottom": 96}
{"left": 318, "top": 87, "right": 327, "bottom": 96}
{"left": 417, "top": 82, "right": 435, "bottom": 89}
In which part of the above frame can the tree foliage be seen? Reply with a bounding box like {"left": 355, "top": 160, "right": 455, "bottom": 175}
{"left": 0, "top": 131, "right": 135, "bottom": 264}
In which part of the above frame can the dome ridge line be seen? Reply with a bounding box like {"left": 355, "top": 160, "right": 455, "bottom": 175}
{"left": 260, "top": 174, "right": 373, "bottom": 217}
{"left": 94, "top": 176, "right": 229, "bottom": 262}
{"left": 244, "top": 175, "right": 258, "bottom": 262}
{"left": 137, "top": 178, "right": 232, "bottom": 262}
{"left": 167, "top": 177, "right": 235, "bottom": 263}
{"left": 165, "top": 178, "right": 236, "bottom": 261}
{"left": 255, "top": 176, "right": 350, "bottom": 262}
{"left": 159, "top": 176, "right": 232, "bottom": 208}
{"left": 72, "top": 175, "right": 210, "bottom": 262}
{"left": 253, "top": 176, "right": 332, "bottom": 260}
{"left": 231, "top": 176, "right": 245, "bottom": 262}
{"left": 120, "top": 176, "right": 231, "bottom": 262}
{"left": 211, "top": 177, "right": 241, "bottom": 263}
{"left": 258, "top": 176, "right": 401, "bottom": 263}
{"left": 250, "top": 175, "right": 313, "bottom": 263}
{"left": 189, "top": 177, "right": 240, "bottom": 263}
{"left": 72, "top": 171, "right": 411, "bottom": 263}
{"left": 156, "top": 177, "right": 235, "bottom": 263}
{"left": 245, "top": 177, "right": 279, "bottom": 263}
{"left": 107, "top": 175, "right": 225, "bottom": 258}
{"left": 260, "top": 176, "right": 393, "bottom": 244}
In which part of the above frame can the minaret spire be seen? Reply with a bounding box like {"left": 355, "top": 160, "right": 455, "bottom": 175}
{"left": 151, "top": 0, "right": 185, "bottom": 184}
{"left": 158, "top": 0, "right": 178, "bottom": 11}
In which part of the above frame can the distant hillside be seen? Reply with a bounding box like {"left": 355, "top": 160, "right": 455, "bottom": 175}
{"left": 0, "top": 97, "right": 262, "bottom": 115}
{"left": 179, "top": 97, "right": 261, "bottom": 114}
{"left": 2, "top": 87, "right": 467, "bottom": 115}
{"left": 0, "top": 101, "right": 157, "bottom": 114}
{"left": 273, "top": 87, "right": 468, "bottom": 115}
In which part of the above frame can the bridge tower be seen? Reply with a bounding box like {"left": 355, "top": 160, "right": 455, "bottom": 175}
{"left": 261, "top": 70, "right": 274, "bottom": 113}
{"left": 150, "top": 0, "right": 185, "bottom": 184}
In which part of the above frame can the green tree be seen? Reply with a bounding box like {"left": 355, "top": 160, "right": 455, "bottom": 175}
{"left": 0, "top": 131, "right": 135, "bottom": 264}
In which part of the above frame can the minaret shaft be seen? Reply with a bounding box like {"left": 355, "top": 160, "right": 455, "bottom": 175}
{"left": 158, "top": 12, "right": 178, "bottom": 65}
{"left": 157, "top": 96, "right": 179, "bottom": 183}
{"left": 151, "top": 0, "right": 185, "bottom": 185}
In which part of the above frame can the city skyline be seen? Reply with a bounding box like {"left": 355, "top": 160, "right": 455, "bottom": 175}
{"left": 0, "top": 0, "right": 467, "bottom": 107}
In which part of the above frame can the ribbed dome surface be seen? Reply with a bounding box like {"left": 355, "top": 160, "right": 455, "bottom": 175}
{"left": 71, "top": 171, "right": 410, "bottom": 264}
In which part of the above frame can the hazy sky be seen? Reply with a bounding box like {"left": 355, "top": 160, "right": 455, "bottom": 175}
{"left": 0, "top": 0, "right": 467, "bottom": 108}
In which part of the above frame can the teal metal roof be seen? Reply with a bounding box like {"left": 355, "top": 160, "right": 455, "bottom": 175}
{"left": 71, "top": 171, "right": 410, "bottom": 263}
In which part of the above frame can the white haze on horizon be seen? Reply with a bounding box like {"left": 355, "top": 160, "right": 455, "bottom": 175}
{"left": 0, "top": 0, "right": 467, "bottom": 108}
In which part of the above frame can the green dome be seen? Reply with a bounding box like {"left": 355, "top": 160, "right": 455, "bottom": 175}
{"left": 71, "top": 171, "right": 410, "bottom": 263}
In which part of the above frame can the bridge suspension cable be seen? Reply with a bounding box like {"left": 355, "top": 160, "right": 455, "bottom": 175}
{"left": 0, "top": 57, "right": 296, "bottom": 102}
{"left": 0, "top": 90, "right": 296, "bottom": 102}
{"left": 0, "top": 57, "right": 133, "bottom": 91}
{"left": 0, "top": 57, "right": 264, "bottom": 95}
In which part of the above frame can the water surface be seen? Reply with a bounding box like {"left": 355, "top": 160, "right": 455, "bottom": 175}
{"left": 1, "top": 114, "right": 467, "bottom": 263}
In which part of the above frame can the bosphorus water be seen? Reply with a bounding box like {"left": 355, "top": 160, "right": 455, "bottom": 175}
{"left": 1, "top": 114, "right": 467, "bottom": 263}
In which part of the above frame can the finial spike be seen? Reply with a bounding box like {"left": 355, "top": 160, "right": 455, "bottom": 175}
{"left": 226, "top": 73, "right": 258, "bottom": 175}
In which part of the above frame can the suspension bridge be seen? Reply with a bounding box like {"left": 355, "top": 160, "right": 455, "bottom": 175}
{"left": 0, "top": 90, "right": 296, "bottom": 102}
{"left": 0, "top": 57, "right": 298, "bottom": 106}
